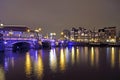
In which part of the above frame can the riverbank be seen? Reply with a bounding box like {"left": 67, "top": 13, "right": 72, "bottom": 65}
{"left": 56, "top": 41, "right": 120, "bottom": 47}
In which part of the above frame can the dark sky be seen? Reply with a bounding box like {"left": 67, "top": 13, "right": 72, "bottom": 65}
{"left": 0, "top": 0, "right": 120, "bottom": 36}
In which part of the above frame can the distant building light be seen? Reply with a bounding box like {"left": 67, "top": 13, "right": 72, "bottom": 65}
{"left": 9, "top": 31, "right": 13, "bottom": 35}
{"left": 0, "top": 24, "right": 3, "bottom": 26}
{"left": 61, "top": 40, "right": 64, "bottom": 43}
{"left": 61, "top": 32, "right": 64, "bottom": 35}
{"left": 38, "top": 28, "right": 41, "bottom": 31}
{"left": 50, "top": 33, "right": 53, "bottom": 36}
{"left": 30, "top": 34, "right": 34, "bottom": 37}
{"left": 50, "top": 33, "right": 56, "bottom": 36}
{"left": 81, "top": 33, "right": 84, "bottom": 36}
{"left": 27, "top": 29, "right": 30, "bottom": 32}
{"left": 106, "top": 39, "right": 109, "bottom": 42}
{"left": 85, "top": 34, "right": 88, "bottom": 36}
{"left": 53, "top": 33, "right": 56, "bottom": 35}
{"left": 110, "top": 39, "right": 116, "bottom": 43}
{"left": 35, "top": 29, "right": 39, "bottom": 32}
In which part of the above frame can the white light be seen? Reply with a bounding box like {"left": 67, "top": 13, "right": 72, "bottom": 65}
{"left": 81, "top": 33, "right": 84, "bottom": 36}
{"left": 0, "top": 24, "right": 3, "bottom": 26}
{"left": 106, "top": 39, "right": 109, "bottom": 42}
{"left": 50, "top": 33, "right": 53, "bottom": 36}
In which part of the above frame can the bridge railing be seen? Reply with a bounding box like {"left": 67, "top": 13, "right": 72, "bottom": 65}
{"left": 3, "top": 37, "right": 37, "bottom": 41}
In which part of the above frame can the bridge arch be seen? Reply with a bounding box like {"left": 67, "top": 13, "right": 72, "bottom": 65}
{"left": 12, "top": 42, "right": 31, "bottom": 52}
{"left": 11, "top": 41, "right": 32, "bottom": 46}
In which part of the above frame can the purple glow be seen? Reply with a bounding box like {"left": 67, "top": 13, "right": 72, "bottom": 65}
{"left": 4, "top": 59, "right": 8, "bottom": 71}
{"left": 4, "top": 41, "right": 7, "bottom": 44}
{"left": 50, "top": 40, "right": 55, "bottom": 42}
{"left": 51, "top": 42, "right": 55, "bottom": 46}
{"left": 32, "top": 39, "right": 37, "bottom": 42}
{"left": 35, "top": 51, "right": 38, "bottom": 60}
{"left": 61, "top": 41, "right": 64, "bottom": 43}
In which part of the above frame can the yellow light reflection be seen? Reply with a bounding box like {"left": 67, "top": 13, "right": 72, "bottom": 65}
{"left": 0, "top": 67, "right": 5, "bottom": 80}
{"left": 11, "top": 57, "right": 14, "bottom": 68}
{"left": 95, "top": 48, "right": 99, "bottom": 67}
{"left": 90, "top": 47, "right": 94, "bottom": 67}
{"left": 76, "top": 47, "right": 80, "bottom": 63}
{"left": 60, "top": 48, "right": 65, "bottom": 71}
{"left": 84, "top": 47, "right": 88, "bottom": 63}
{"left": 71, "top": 47, "right": 75, "bottom": 65}
{"left": 119, "top": 49, "right": 120, "bottom": 68}
{"left": 111, "top": 47, "right": 115, "bottom": 68}
{"left": 35, "top": 53, "right": 44, "bottom": 79}
{"left": 50, "top": 49, "right": 57, "bottom": 72}
{"left": 25, "top": 52, "right": 32, "bottom": 76}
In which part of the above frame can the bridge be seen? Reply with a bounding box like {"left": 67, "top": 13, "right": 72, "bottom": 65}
{"left": 0, "top": 25, "right": 62, "bottom": 51}
{"left": 4, "top": 37, "right": 38, "bottom": 48}
{"left": 0, "top": 28, "right": 42, "bottom": 51}
{"left": 1, "top": 34, "right": 59, "bottom": 52}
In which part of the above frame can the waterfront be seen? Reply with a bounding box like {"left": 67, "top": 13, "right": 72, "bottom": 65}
{"left": 0, "top": 46, "right": 120, "bottom": 80}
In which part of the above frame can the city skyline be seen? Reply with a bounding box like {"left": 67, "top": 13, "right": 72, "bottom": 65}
{"left": 0, "top": 0, "right": 120, "bottom": 36}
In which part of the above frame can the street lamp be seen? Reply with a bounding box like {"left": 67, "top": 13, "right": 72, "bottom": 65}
{"left": 61, "top": 32, "right": 64, "bottom": 35}
{"left": 38, "top": 28, "right": 41, "bottom": 31}
{"left": 27, "top": 29, "right": 30, "bottom": 32}
{"left": 0, "top": 24, "right": 3, "bottom": 26}
{"left": 35, "top": 28, "right": 42, "bottom": 40}
{"left": 50, "top": 32, "right": 56, "bottom": 39}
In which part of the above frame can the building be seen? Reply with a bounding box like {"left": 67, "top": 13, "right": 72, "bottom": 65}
{"left": 104, "top": 27, "right": 116, "bottom": 43}
{"left": 60, "top": 29, "right": 70, "bottom": 40}
{"left": 0, "top": 25, "right": 37, "bottom": 38}
{"left": 70, "top": 27, "right": 92, "bottom": 42}
{"left": 118, "top": 31, "right": 120, "bottom": 42}
{"left": 70, "top": 27, "right": 78, "bottom": 41}
{"left": 98, "top": 29, "right": 106, "bottom": 42}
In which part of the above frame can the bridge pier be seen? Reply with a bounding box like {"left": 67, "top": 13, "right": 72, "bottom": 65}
{"left": 0, "top": 40, "right": 4, "bottom": 52}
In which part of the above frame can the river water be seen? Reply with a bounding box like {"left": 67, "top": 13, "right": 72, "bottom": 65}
{"left": 0, "top": 46, "right": 120, "bottom": 80}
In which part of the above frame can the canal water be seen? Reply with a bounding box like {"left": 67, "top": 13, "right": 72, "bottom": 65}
{"left": 0, "top": 46, "right": 120, "bottom": 80}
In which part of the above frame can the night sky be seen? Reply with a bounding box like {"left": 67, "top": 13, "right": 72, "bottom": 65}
{"left": 0, "top": 0, "right": 120, "bottom": 36}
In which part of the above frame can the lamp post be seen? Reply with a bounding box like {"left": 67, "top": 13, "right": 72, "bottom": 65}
{"left": 50, "top": 32, "right": 56, "bottom": 40}
{"left": 60, "top": 32, "right": 64, "bottom": 40}
{"left": 0, "top": 23, "right": 3, "bottom": 29}
{"left": 35, "top": 28, "right": 42, "bottom": 40}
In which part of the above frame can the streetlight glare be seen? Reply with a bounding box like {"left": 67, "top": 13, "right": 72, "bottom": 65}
{"left": 38, "top": 28, "right": 41, "bottom": 31}
{"left": 0, "top": 24, "right": 3, "bottom": 26}
{"left": 27, "top": 29, "right": 30, "bottom": 32}
{"left": 61, "top": 32, "right": 64, "bottom": 35}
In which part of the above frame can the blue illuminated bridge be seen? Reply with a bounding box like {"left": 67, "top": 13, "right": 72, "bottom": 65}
{"left": 4, "top": 37, "right": 38, "bottom": 49}
{"left": 2, "top": 34, "right": 59, "bottom": 51}
{"left": 0, "top": 26, "right": 68, "bottom": 51}
{"left": 0, "top": 29, "right": 74, "bottom": 52}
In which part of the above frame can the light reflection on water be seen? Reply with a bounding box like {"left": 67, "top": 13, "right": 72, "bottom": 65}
{"left": 76, "top": 47, "right": 80, "bottom": 64}
{"left": 106, "top": 47, "right": 116, "bottom": 68}
{"left": 71, "top": 47, "right": 75, "bottom": 65}
{"left": 0, "top": 47, "right": 120, "bottom": 80}
{"left": 111, "top": 47, "right": 115, "bottom": 68}
{"left": 49, "top": 48, "right": 57, "bottom": 72}
{"left": 119, "top": 49, "right": 120, "bottom": 68}
{"left": 25, "top": 52, "right": 32, "bottom": 77}
{"left": 90, "top": 47, "right": 95, "bottom": 67}
{"left": 34, "top": 51, "right": 44, "bottom": 79}
{"left": 0, "top": 66, "right": 5, "bottom": 80}
{"left": 60, "top": 48, "right": 66, "bottom": 71}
